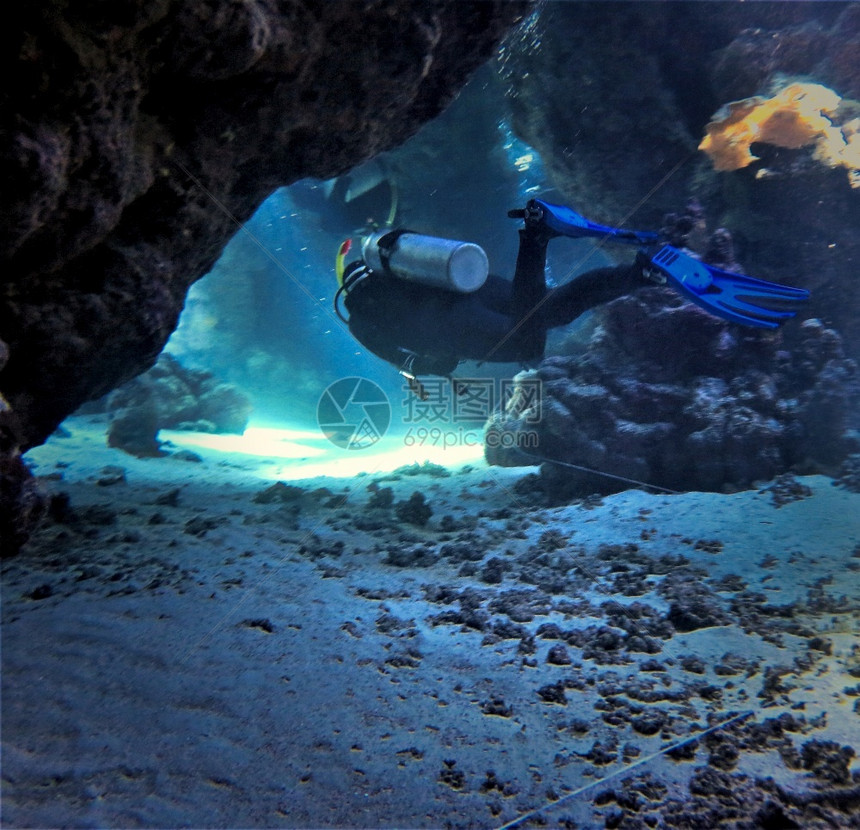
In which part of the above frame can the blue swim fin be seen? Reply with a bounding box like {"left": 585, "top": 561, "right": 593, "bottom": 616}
{"left": 509, "top": 198, "right": 810, "bottom": 328}
{"left": 525, "top": 199, "right": 659, "bottom": 245}
{"left": 644, "top": 245, "right": 810, "bottom": 329}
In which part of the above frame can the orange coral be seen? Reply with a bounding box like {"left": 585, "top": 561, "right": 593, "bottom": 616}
{"left": 699, "top": 82, "right": 860, "bottom": 186}
{"left": 814, "top": 117, "right": 860, "bottom": 189}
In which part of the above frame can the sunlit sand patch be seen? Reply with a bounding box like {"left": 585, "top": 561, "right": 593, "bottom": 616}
{"left": 161, "top": 423, "right": 486, "bottom": 480}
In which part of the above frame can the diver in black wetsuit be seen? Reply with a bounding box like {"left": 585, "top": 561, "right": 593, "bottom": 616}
{"left": 334, "top": 199, "right": 808, "bottom": 380}
{"left": 339, "top": 210, "right": 643, "bottom": 378}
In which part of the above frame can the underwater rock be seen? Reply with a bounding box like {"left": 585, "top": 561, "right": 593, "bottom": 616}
{"left": 661, "top": 571, "right": 732, "bottom": 633}
{"left": 183, "top": 515, "right": 225, "bottom": 537}
{"left": 502, "top": 4, "right": 859, "bottom": 352}
{"left": 0, "top": 0, "right": 527, "bottom": 553}
{"left": 2, "top": 386, "right": 45, "bottom": 554}
{"left": 298, "top": 535, "right": 344, "bottom": 561}
{"left": 707, "top": 154, "right": 860, "bottom": 352}
{"left": 26, "top": 583, "right": 54, "bottom": 601}
{"left": 172, "top": 449, "right": 202, "bottom": 463}
{"left": 107, "top": 398, "right": 163, "bottom": 459}
{"left": 389, "top": 461, "right": 452, "bottom": 479}
{"left": 500, "top": 3, "right": 832, "bottom": 226}
{"left": 800, "top": 739, "right": 856, "bottom": 785}
{"left": 703, "top": 8, "right": 860, "bottom": 349}
{"left": 154, "top": 487, "right": 182, "bottom": 507}
{"left": 253, "top": 482, "right": 305, "bottom": 505}
{"left": 536, "top": 681, "right": 567, "bottom": 705}
{"left": 366, "top": 483, "right": 395, "bottom": 510}
{"left": 546, "top": 644, "right": 571, "bottom": 666}
{"left": 437, "top": 760, "right": 466, "bottom": 790}
{"left": 500, "top": 2, "right": 695, "bottom": 227}
{"left": 631, "top": 711, "right": 668, "bottom": 738}
{"left": 394, "top": 492, "right": 433, "bottom": 528}
{"left": 834, "top": 453, "right": 860, "bottom": 493}
{"left": 487, "top": 288, "right": 859, "bottom": 497}
{"left": 659, "top": 756, "right": 860, "bottom": 828}
{"left": 96, "top": 466, "right": 127, "bottom": 487}
{"left": 0, "top": 450, "right": 46, "bottom": 558}
{"left": 480, "top": 556, "right": 508, "bottom": 585}
{"left": 384, "top": 545, "right": 438, "bottom": 569}
{"left": 711, "top": 5, "right": 860, "bottom": 103}
{"left": 440, "top": 539, "right": 488, "bottom": 564}
{"left": 109, "top": 354, "right": 252, "bottom": 432}
{"left": 761, "top": 473, "right": 814, "bottom": 508}
{"left": 103, "top": 354, "right": 251, "bottom": 456}
{"left": 79, "top": 505, "right": 118, "bottom": 527}
{"left": 241, "top": 618, "right": 275, "bottom": 635}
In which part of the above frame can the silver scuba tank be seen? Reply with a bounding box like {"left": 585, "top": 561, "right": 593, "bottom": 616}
{"left": 361, "top": 230, "right": 489, "bottom": 293}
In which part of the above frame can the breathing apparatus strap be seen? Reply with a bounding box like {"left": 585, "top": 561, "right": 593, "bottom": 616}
{"left": 396, "top": 353, "right": 428, "bottom": 401}
{"left": 371, "top": 228, "right": 413, "bottom": 276}
{"left": 333, "top": 261, "right": 371, "bottom": 322}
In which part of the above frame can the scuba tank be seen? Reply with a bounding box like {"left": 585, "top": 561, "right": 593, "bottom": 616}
{"left": 362, "top": 229, "right": 489, "bottom": 293}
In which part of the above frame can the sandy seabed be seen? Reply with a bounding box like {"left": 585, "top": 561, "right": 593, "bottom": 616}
{"left": 2, "top": 416, "right": 860, "bottom": 829}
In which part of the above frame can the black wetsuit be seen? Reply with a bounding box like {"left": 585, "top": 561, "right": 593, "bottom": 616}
{"left": 344, "top": 225, "right": 643, "bottom": 376}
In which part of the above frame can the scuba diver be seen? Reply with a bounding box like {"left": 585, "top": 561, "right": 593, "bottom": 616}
{"left": 334, "top": 199, "right": 809, "bottom": 384}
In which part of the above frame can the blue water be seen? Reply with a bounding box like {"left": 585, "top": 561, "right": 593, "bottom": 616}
{"left": 7, "top": 5, "right": 860, "bottom": 828}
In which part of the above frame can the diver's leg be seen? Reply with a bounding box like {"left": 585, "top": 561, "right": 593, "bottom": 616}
{"left": 541, "top": 264, "right": 642, "bottom": 328}
{"left": 510, "top": 228, "right": 551, "bottom": 315}
{"left": 492, "top": 227, "right": 554, "bottom": 361}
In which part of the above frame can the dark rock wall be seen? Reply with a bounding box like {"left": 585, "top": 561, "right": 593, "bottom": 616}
{"left": 485, "top": 2, "right": 860, "bottom": 497}
{"left": 703, "top": 8, "right": 860, "bottom": 349}
{"left": 501, "top": 2, "right": 699, "bottom": 227}
{"left": 2, "top": 0, "right": 525, "bottom": 451}
{"left": 500, "top": 3, "right": 859, "bottom": 346}
{"left": 500, "top": 2, "right": 849, "bottom": 224}
{"left": 0, "top": 0, "right": 527, "bottom": 552}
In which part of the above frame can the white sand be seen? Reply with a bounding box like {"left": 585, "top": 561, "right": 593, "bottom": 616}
{"left": 2, "top": 416, "right": 859, "bottom": 828}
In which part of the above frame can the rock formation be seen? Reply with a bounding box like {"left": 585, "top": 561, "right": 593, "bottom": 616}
{"left": 500, "top": 3, "right": 860, "bottom": 347}
{"left": 92, "top": 353, "right": 252, "bottom": 457}
{"left": 0, "top": 0, "right": 528, "bottom": 553}
{"left": 487, "top": 290, "right": 859, "bottom": 501}
{"left": 702, "top": 8, "right": 860, "bottom": 349}
{"left": 487, "top": 3, "right": 860, "bottom": 500}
